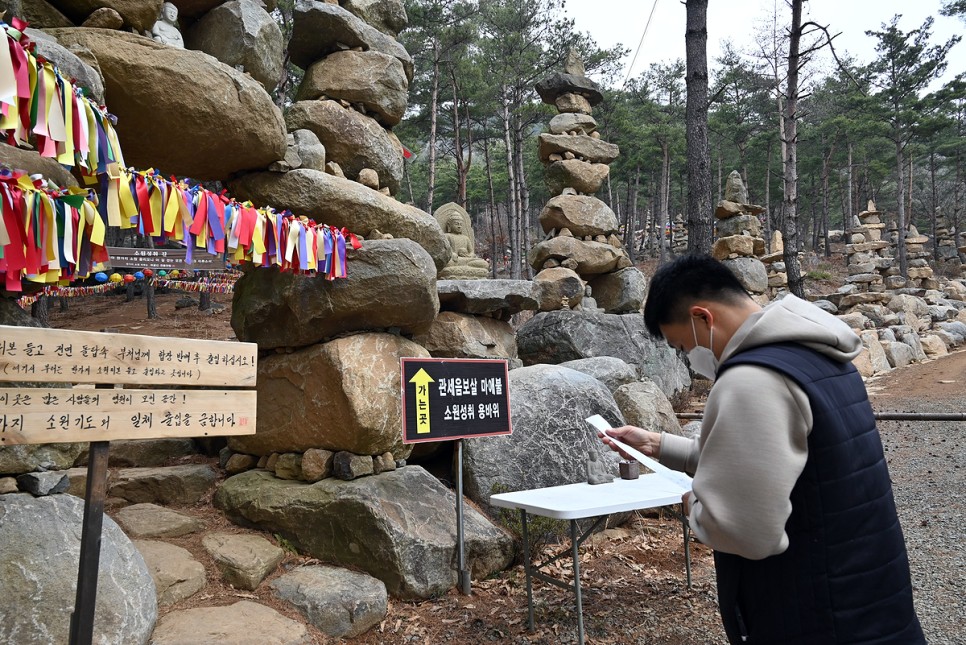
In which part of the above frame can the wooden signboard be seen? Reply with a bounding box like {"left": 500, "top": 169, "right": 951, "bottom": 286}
{"left": 0, "top": 326, "right": 256, "bottom": 444}
{"left": 0, "top": 324, "right": 257, "bottom": 645}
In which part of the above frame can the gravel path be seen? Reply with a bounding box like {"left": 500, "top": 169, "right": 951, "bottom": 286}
{"left": 868, "top": 349, "right": 966, "bottom": 645}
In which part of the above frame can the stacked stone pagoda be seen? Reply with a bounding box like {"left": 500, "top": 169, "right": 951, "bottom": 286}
{"left": 671, "top": 214, "right": 688, "bottom": 254}
{"left": 934, "top": 215, "right": 959, "bottom": 269}
{"left": 713, "top": 171, "right": 768, "bottom": 297}
{"left": 527, "top": 52, "right": 645, "bottom": 314}
{"left": 902, "top": 225, "right": 939, "bottom": 289}
{"left": 760, "top": 230, "right": 788, "bottom": 296}
{"left": 842, "top": 201, "right": 894, "bottom": 295}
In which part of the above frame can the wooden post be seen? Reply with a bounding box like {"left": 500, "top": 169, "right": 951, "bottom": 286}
{"left": 68, "top": 440, "right": 110, "bottom": 645}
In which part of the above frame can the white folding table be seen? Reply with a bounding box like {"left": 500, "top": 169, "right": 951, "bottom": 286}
{"left": 490, "top": 474, "right": 691, "bottom": 645}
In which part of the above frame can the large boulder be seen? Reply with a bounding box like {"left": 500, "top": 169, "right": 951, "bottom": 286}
{"left": 342, "top": 0, "right": 407, "bottom": 36}
{"left": 538, "top": 133, "right": 619, "bottom": 165}
{"left": 538, "top": 194, "right": 618, "bottom": 237}
{"left": 168, "top": 0, "right": 223, "bottom": 17}
{"left": 411, "top": 311, "right": 517, "bottom": 360}
{"left": 436, "top": 279, "right": 538, "bottom": 319}
{"left": 229, "top": 170, "right": 448, "bottom": 271}
{"left": 558, "top": 356, "right": 637, "bottom": 394}
{"left": 185, "top": 0, "right": 285, "bottom": 93}
{"left": 9, "top": 0, "right": 75, "bottom": 28}
{"left": 0, "top": 493, "right": 156, "bottom": 644}
{"left": 516, "top": 310, "right": 691, "bottom": 401}
{"left": 297, "top": 50, "right": 408, "bottom": 127}
{"left": 548, "top": 112, "right": 598, "bottom": 135}
{"left": 227, "top": 333, "right": 428, "bottom": 458}
{"left": 545, "top": 159, "right": 609, "bottom": 195}
{"left": 721, "top": 256, "right": 768, "bottom": 294}
{"left": 0, "top": 443, "right": 84, "bottom": 475}
{"left": 532, "top": 266, "right": 584, "bottom": 311}
{"left": 286, "top": 99, "right": 403, "bottom": 194}
{"left": 528, "top": 236, "right": 623, "bottom": 276}
{"left": 0, "top": 143, "right": 78, "bottom": 188}
{"left": 588, "top": 266, "right": 647, "bottom": 314}
{"left": 214, "top": 467, "right": 514, "bottom": 600}
{"left": 231, "top": 239, "right": 439, "bottom": 348}
{"left": 289, "top": 0, "right": 413, "bottom": 80}
{"left": 462, "top": 365, "right": 623, "bottom": 508}
{"left": 47, "top": 0, "right": 161, "bottom": 31}
{"left": 613, "top": 379, "right": 681, "bottom": 436}
{"left": 45, "top": 29, "right": 286, "bottom": 180}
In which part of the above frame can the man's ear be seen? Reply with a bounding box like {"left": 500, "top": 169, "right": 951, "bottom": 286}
{"left": 688, "top": 305, "right": 714, "bottom": 326}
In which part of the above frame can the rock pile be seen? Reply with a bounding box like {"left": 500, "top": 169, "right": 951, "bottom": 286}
{"left": 761, "top": 230, "right": 788, "bottom": 296}
{"left": 836, "top": 201, "right": 895, "bottom": 303}
{"left": 898, "top": 224, "right": 939, "bottom": 289}
{"left": 284, "top": 0, "right": 412, "bottom": 195}
{"left": 713, "top": 171, "right": 768, "bottom": 297}
{"left": 527, "top": 52, "right": 646, "bottom": 314}
{"left": 933, "top": 215, "right": 960, "bottom": 272}
{"left": 671, "top": 213, "right": 688, "bottom": 254}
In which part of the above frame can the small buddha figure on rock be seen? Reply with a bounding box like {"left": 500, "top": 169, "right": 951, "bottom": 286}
{"left": 586, "top": 450, "right": 614, "bottom": 485}
{"left": 434, "top": 202, "right": 490, "bottom": 280}
{"left": 149, "top": 2, "right": 184, "bottom": 48}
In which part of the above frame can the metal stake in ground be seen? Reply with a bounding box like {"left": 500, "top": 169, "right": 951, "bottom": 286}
{"left": 68, "top": 440, "right": 110, "bottom": 645}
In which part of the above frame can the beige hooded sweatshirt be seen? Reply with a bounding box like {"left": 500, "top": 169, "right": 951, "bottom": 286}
{"left": 659, "top": 294, "right": 863, "bottom": 560}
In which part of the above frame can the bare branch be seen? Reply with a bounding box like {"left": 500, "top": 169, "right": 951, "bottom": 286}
{"left": 799, "top": 20, "right": 865, "bottom": 94}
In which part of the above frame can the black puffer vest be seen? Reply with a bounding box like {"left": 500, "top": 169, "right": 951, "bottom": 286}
{"left": 713, "top": 342, "right": 924, "bottom": 644}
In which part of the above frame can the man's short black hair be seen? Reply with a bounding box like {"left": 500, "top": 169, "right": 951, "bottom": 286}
{"left": 643, "top": 254, "right": 751, "bottom": 338}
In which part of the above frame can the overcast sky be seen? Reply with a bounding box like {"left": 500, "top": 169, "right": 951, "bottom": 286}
{"left": 564, "top": 0, "right": 965, "bottom": 87}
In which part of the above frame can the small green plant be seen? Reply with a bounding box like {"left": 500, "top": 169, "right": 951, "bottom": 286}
{"left": 806, "top": 269, "right": 834, "bottom": 281}
{"left": 273, "top": 533, "right": 300, "bottom": 555}
{"left": 491, "top": 482, "right": 569, "bottom": 565}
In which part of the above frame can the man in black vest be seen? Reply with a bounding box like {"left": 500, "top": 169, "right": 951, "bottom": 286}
{"left": 601, "top": 255, "right": 924, "bottom": 644}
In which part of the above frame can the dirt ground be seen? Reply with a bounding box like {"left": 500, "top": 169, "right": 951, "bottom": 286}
{"left": 39, "top": 284, "right": 966, "bottom": 644}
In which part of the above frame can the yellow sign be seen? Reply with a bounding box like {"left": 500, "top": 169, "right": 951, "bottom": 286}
{"left": 409, "top": 368, "right": 434, "bottom": 434}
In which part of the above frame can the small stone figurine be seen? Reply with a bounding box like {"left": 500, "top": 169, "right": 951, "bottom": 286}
{"left": 585, "top": 450, "right": 614, "bottom": 485}
{"left": 149, "top": 2, "right": 184, "bottom": 48}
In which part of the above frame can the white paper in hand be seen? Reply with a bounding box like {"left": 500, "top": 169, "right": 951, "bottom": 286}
{"left": 586, "top": 415, "right": 693, "bottom": 492}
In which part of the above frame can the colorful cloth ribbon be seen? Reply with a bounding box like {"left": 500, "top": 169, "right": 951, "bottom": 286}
{"left": 0, "top": 19, "right": 124, "bottom": 175}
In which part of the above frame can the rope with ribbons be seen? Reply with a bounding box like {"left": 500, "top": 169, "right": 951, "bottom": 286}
{"left": 0, "top": 18, "right": 124, "bottom": 174}
{"left": 1, "top": 17, "right": 362, "bottom": 294}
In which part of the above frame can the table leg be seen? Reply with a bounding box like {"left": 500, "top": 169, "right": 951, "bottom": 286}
{"left": 682, "top": 503, "right": 692, "bottom": 590}
{"left": 521, "top": 509, "right": 534, "bottom": 631}
{"left": 571, "top": 520, "right": 584, "bottom": 645}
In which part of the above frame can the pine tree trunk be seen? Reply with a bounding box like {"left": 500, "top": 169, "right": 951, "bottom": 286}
{"left": 782, "top": 0, "right": 805, "bottom": 298}
{"left": 930, "top": 151, "right": 939, "bottom": 258}
{"left": 501, "top": 99, "right": 520, "bottom": 279}
{"left": 684, "top": 0, "right": 712, "bottom": 255}
{"left": 895, "top": 139, "right": 908, "bottom": 277}
{"left": 765, "top": 141, "right": 772, "bottom": 249}
{"left": 31, "top": 295, "right": 49, "bottom": 327}
{"left": 483, "top": 134, "right": 499, "bottom": 278}
{"left": 426, "top": 45, "right": 441, "bottom": 213}
{"left": 847, "top": 142, "right": 854, "bottom": 224}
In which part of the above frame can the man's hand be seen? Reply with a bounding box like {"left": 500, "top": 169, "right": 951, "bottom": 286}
{"left": 598, "top": 425, "right": 662, "bottom": 459}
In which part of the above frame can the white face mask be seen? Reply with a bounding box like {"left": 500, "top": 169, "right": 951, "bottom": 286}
{"left": 687, "top": 317, "right": 718, "bottom": 380}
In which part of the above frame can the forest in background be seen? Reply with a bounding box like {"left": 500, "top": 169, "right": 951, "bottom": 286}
{"left": 274, "top": 0, "right": 966, "bottom": 282}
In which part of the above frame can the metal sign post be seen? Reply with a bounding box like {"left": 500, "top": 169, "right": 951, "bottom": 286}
{"left": 68, "top": 440, "right": 109, "bottom": 645}
{"left": 455, "top": 439, "right": 471, "bottom": 595}
{"left": 400, "top": 358, "right": 512, "bottom": 595}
